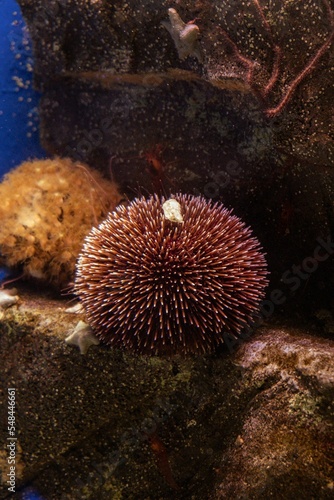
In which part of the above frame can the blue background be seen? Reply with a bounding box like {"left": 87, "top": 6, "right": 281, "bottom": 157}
{"left": 0, "top": 0, "right": 46, "bottom": 179}
{"left": 0, "top": 0, "right": 46, "bottom": 280}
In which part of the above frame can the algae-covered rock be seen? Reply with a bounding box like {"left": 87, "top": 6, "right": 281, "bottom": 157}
{"left": 214, "top": 328, "right": 334, "bottom": 499}
{"left": 17, "top": 0, "right": 333, "bottom": 167}
{"left": 0, "top": 287, "right": 333, "bottom": 499}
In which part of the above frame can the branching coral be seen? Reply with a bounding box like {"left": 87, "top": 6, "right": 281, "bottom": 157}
{"left": 220, "top": 0, "right": 334, "bottom": 117}
{"left": 0, "top": 157, "right": 122, "bottom": 288}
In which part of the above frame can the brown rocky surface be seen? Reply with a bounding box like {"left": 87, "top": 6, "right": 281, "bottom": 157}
{"left": 17, "top": 0, "right": 333, "bottom": 167}
{"left": 0, "top": 286, "right": 333, "bottom": 499}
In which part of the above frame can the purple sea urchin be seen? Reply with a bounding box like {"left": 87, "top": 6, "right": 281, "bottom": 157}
{"left": 74, "top": 194, "right": 268, "bottom": 355}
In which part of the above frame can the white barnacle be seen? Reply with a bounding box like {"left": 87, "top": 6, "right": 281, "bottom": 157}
{"left": 0, "top": 289, "right": 19, "bottom": 309}
{"left": 162, "top": 198, "right": 184, "bottom": 223}
{"left": 161, "top": 8, "right": 203, "bottom": 63}
{"left": 65, "top": 320, "right": 100, "bottom": 355}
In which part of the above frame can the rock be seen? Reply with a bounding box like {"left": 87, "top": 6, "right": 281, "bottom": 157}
{"left": 214, "top": 327, "right": 334, "bottom": 499}
{"left": 0, "top": 287, "right": 333, "bottom": 498}
{"left": 17, "top": 0, "right": 333, "bottom": 166}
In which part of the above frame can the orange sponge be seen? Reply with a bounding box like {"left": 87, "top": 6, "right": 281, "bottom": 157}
{"left": 0, "top": 157, "right": 122, "bottom": 288}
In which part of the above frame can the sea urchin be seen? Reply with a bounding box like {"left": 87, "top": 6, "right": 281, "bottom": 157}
{"left": 74, "top": 194, "right": 268, "bottom": 355}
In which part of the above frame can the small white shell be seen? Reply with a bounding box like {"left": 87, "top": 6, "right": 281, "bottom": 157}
{"left": 0, "top": 289, "right": 19, "bottom": 309}
{"left": 162, "top": 198, "right": 184, "bottom": 223}
{"left": 65, "top": 320, "right": 100, "bottom": 355}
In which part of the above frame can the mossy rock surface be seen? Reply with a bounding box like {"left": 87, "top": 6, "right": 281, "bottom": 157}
{"left": 0, "top": 286, "right": 333, "bottom": 499}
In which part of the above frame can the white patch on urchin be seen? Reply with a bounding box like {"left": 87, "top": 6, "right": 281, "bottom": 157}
{"left": 162, "top": 198, "right": 184, "bottom": 223}
{"left": 65, "top": 320, "right": 100, "bottom": 355}
{"left": 0, "top": 289, "right": 19, "bottom": 309}
{"left": 161, "top": 8, "right": 203, "bottom": 63}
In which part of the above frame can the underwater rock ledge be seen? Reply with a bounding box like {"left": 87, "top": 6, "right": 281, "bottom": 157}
{"left": 0, "top": 288, "right": 333, "bottom": 499}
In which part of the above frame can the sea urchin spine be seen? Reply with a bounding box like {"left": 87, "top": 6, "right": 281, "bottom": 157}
{"left": 74, "top": 194, "right": 268, "bottom": 355}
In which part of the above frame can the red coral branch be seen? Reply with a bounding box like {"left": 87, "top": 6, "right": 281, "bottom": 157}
{"left": 220, "top": 30, "right": 257, "bottom": 86}
{"left": 263, "top": 44, "right": 281, "bottom": 98}
{"left": 265, "top": 0, "right": 334, "bottom": 117}
{"left": 221, "top": 0, "right": 334, "bottom": 118}
{"left": 251, "top": 0, "right": 283, "bottom": 98}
